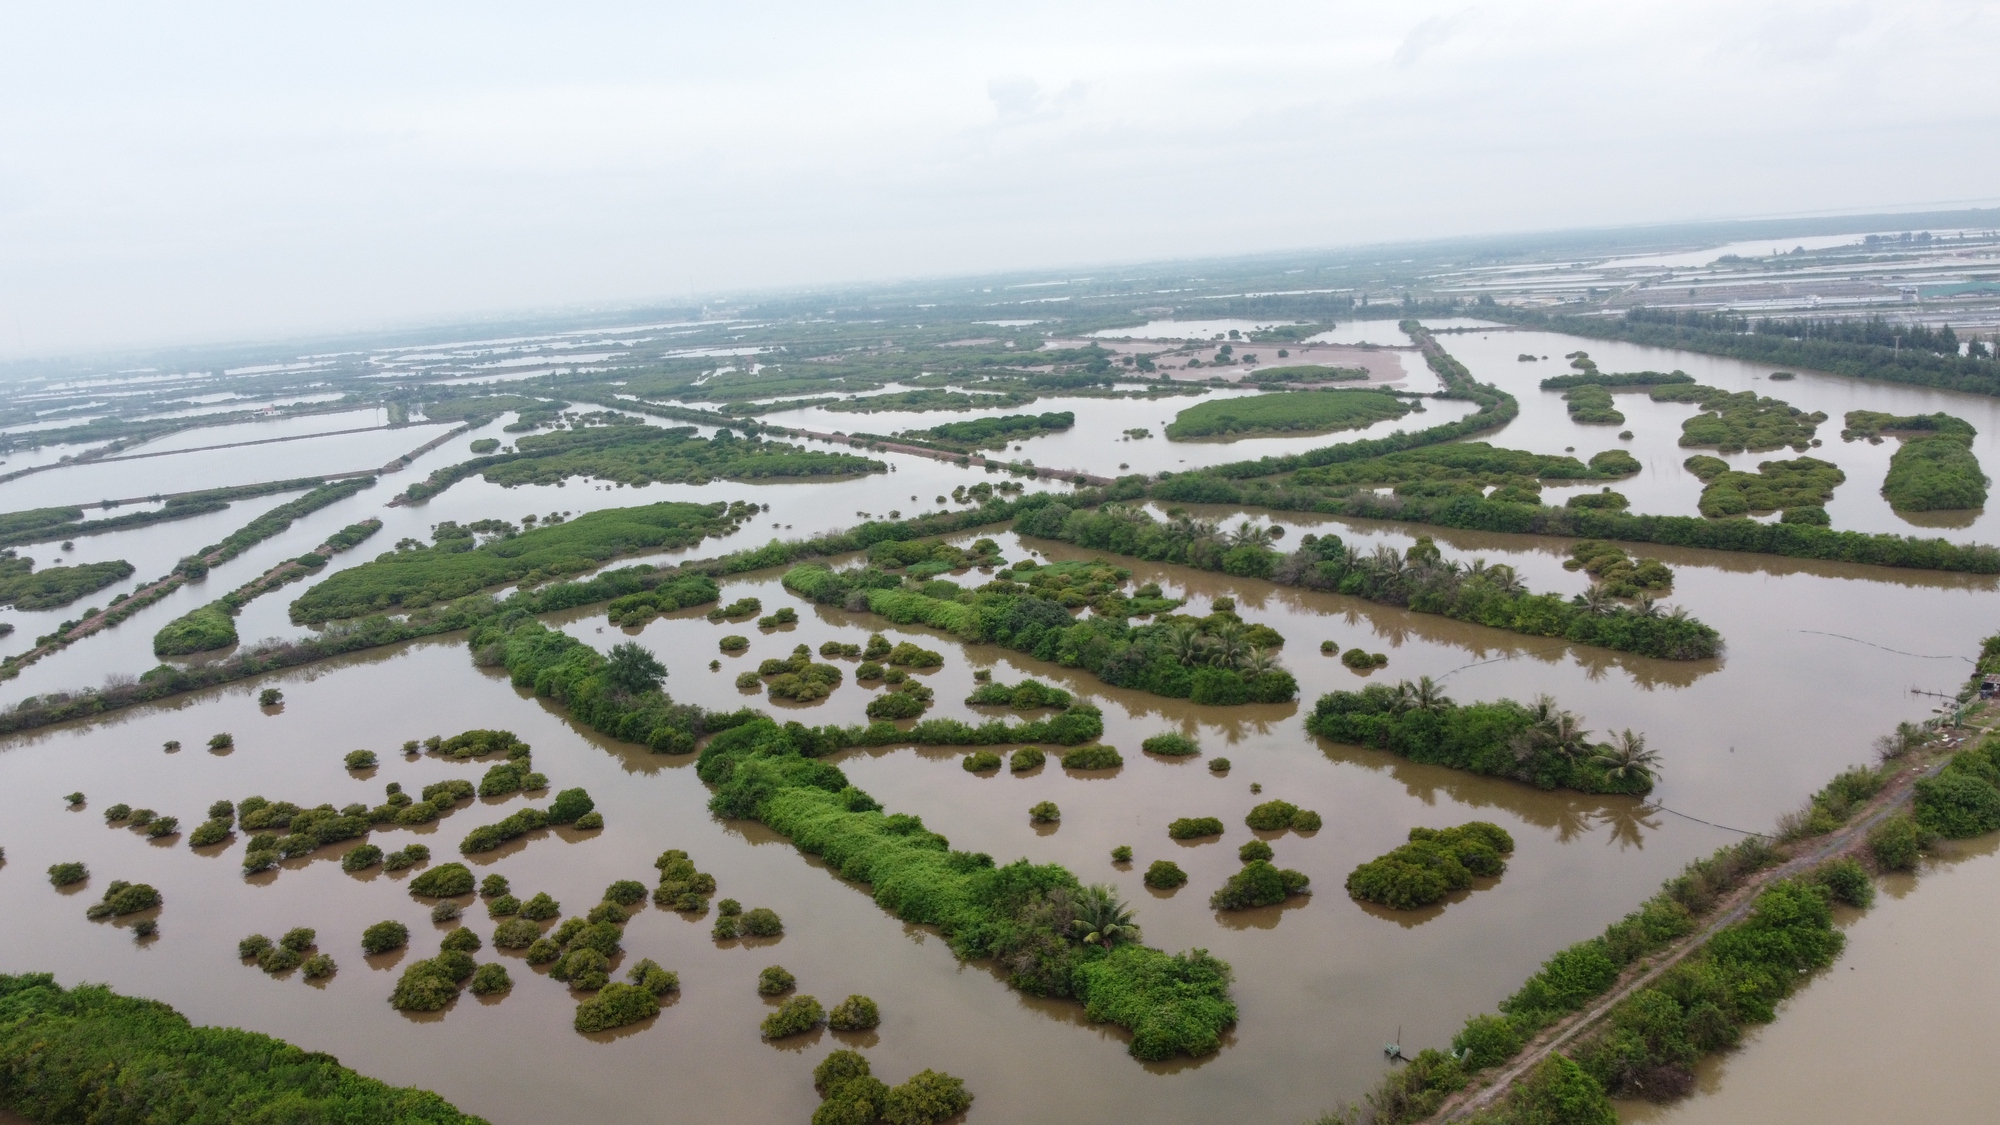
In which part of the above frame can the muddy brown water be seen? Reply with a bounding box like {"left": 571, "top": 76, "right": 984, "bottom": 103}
{"left": 0, "top": 330, "right": 1996, "bottom": 1122}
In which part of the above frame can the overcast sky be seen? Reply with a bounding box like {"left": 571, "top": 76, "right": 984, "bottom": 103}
{"left": 2, "top": 1, "right": 1995, "bottom": 358}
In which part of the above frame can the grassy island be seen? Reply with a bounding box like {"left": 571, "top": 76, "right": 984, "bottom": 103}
{"left": 1844, "top": 410, "right": 1988, "bottom": 512}
{"left": 291, "top": 500, "right": 755, "bottom": 623}
{"left": 1165, "top": 389, "right": 1414, "bottom": 440}
{"left": 697, "top": 716, "right": 1236, "bottom": 1060}
{"left": 0, "top": 973, "right": 485, "bottom": 1123}
{"left": 1307, "top": 681, "right": 1659, "bottom": 795}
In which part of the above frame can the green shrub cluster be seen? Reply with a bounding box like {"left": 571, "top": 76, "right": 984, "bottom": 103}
{"left": 1026, "top": 507, "right": 1720, "bottom": 661}
{"left": 1238, "top": 839, "right": 1273, "bottom": 863}
{"left": 409, "top": 862, "right": 475, "bottom": 897}
{"left": 1244, "top": 800, "right": 1322, "bottom": 832}
{"left": 1345, "top": 822, "right": 1514, "bottom": 910}
{"left": 341, "top": 844, "right": 382, "bottom": 872}
{"left": 1144, "top": 861, "right": 1187, "bottom": 889}
{"left": 1843, "top": 412, "right": 1991, "bottom": 512}
{"left": 1914, "top": 735, "right": 2000, "bottom": 837}
{"left": 811, "top": 1051, "right": 972, "bottom": 1125}
{"left": 828, "top": 994, "right": 880, "bottom": 1031}
{"left": 388, "top": 951, "right": 476, "bottom": 1011}
{"left": 1869, "top": 812, "right": 1925, "bottom": 870}
{"left": 757, "top": 644, "right": 845, "bottom": 701}
{"left": 864, "top": 537, "right": 1004, "bottom": 574}
{"left": 655, "top": 849, "right": 718, "bottom": 912}
{"left": 1565, "top": 540, "right": 1673, "bottom": 596}
{"left": 694, "top": 717, "right": 1236, "bottom": 1059}
{"left": 604, "top": 572, "right": 724, "bottom": 626}
{"left": 382, "top": 843, "right": 430, "bottom": 871}
{"left": 1210, "top": 860, "right": 1310, "bottom": 910}
{"left": 573, "top": 982, "right": 658, "bottom": 1032}
{"left": 545, "top": 916, "right": 625, "bottom": 989}
{"left": 1306, "top": 684, "right": 1654, "bottom": 795}
{"left": 360, "top": 920, "right": 409, "bottom": 954}
{"left": 1060, "top": 744, "right": 1122, "bottom": 770}
{"left": 759, "top": 607, "right": 799, "bottom": 628}
{"left": 84, "top": 881, "right": 159, "bottom": 920}
{"left": 1683, "top": 454, "right": 1845, "bottom": 519}
{"left": 292, "top": 500, "right": 751, "bottom": 623}
{"left": 757, "top": 965, "right": 796, "bottom": 995}
{"left": 962, "top": 750, "right": 1001, "bottom": 772}
{"left": 1649, "top": 383, "right": 1826, "bottom": 453}
{"left": 492, "top": 918, "right": 541, "bottom": 948}
{"left": 1141, "top": 732, "right": 1199, "bottom": 756}
{"left": 1028, "top": 801, "right": 1060, "bottom": 823}
{"left": 783, "top": 558, "right": 1297, "bottom": 705}
{"left": 1168, "top": 817, "right": 1223, "bottom": 839}
{"left": 965, "top": 678, "right": 1072, "bottom": 709}
{"left": 458, "top": 805, "right": 551, "bottom": 854}
{"left": 709, "top": 596, "right": 762, "bottom": 620}
{"left": 1165, "top": 389, "right": 1415, "bottom": 439}
{"left": 1561, "top": 383, "right": 1624, "bottom": 425}
{"left": 1010, "top": 747, "right": 1045, "bottom": 771}
{"left": 152, "top": 603, "right": 239, "bottom": 656}
{"left": 0, "top": 974, "right": 484, "bottom": 1122}
{"left": 477, "top": 760, "right": 546, "bottom": 798}
{"left": 1372, "top": 835, "right": 1781, "bottom": 1122}
{"left": 903, "top": 410, "right": 1076, "bottom": 450}
{"left": 46, "top": 862, "right": 86, "bottom": 887}
{"left": 761, "top": 995, "right": 825, "bottom": 1038}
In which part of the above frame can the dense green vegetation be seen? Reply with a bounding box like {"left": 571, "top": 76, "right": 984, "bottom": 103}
{"left": 1645, "top": 383, "right": 1827, "bottom": 452}
{"left": 1345, "top": 822, "right": 1514, "bottom": 909}
{"left": 898, "top": 411, "right": 1075, "bottom": 451}
{"left": 1307, "top": 682, "right": 1658, "bottom": 794}
{"left": 1494, "top": 306, "right": 2000, "bottom": 399}
{"left": 1539, "top": 369, "right": 1694, "bottom": 390}
{"left": 292, "top": 500, "right": 754, "bottom": 622}
{"left": 696, "top": 716, "right": 1236, "bottom": 1059}
{"left": 784, "top": 555, "right": 1298, "bottom": 703}
{"left": 1682, "top": 455, "right": 1845, "bottom": 519}
{"left": 1565, "top": 541, "right": 1673, "bottom": 597}
{"left": 1210, "top": 860, "right": 1310, "bottom": 910}
{"left": 1164, "top": 389, "right": 1414, "bottom": 440}
{"left": 187, "top": 478, "right": 378, "bottom": 572}
{"left": 400, "top": 418, "right": 880, "bottom": 501}
{"left": 0, "top": 478, "right": 344, "bottom": 551}
{"left": 152, "top": 603, "right": 238, "bottom": 656}
{"left": 812, "top": 1051, "right": 972, "bottom": 1125}
{"left": 0, "top": 555, "right": 133, "bottom": 610}
{"left": 1561, "top": 384, "right": 1623, "bottom": 425}
{"left": 1841, "top": 411, "right": 1989, "bottom": 512}
{"left": 1167, "top": 817, "right": 1223, "bottom": 839}
{"left": 1027, "top": 505, "right": 1721, "bottom": 660}
{"left": 0, "top": 973, "right": 485, "bottom": 1123}
{"left": 1284, "top": 442, "right": 1639, "bottom": 493}
{"left": 1913, "top": 734, "right": 2000, "bottom": 837}
{"left": 1242, "top": 364, "right": 1369, "bottom": 385}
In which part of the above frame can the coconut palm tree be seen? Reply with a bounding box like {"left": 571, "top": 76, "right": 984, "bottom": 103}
{"left": 1165, "top": 624, "right": 1204, "bottom": 667}
{"left": 1489, "top": 564, "right": 1527, "bottom": 596}
{"left": 1592, "top": 729, "right": 1661, "bottom": 785}
{"left": 1411, "top": 675, "right": 1451, "bottom": 713}
{"left": 1388, "top": 679, "right": 1419, "bottom": 716}
{"left": 1230, "top": 521, "right": 1279, "bottom": 548}
{"left": 1542, "top": 710, "right": 1593, "bottom": 762}
{"left": 1207, "top": 622, "right": 1249, "bottom": 669}
{"left": 1578, "top": 584, "right": 1617, "bottom": 616}
{"left": 1242, "top": 646, "right": 1282, "bottom": 676}
{"left": 1633, "top": 594, "right": 1663, "bottom": 618}
{"left": 1070, "top": 884, "right": 1140, "bottom": 947}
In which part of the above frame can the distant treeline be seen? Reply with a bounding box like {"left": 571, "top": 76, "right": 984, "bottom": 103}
{"left": 1490, "top": 307, "right": 2000, "bottom": 397}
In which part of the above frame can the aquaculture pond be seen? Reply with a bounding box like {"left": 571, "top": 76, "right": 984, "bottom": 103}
{"left": 0, "top": 331, "right": 1995, "bottom": 1124}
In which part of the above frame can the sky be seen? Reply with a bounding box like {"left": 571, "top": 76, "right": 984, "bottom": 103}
{"left": 2, "top": 1, "right": 1997, "bottom": 358}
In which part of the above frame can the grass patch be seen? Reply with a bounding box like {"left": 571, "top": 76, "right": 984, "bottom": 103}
{"left": 1165, "top": 389, "right": 1414, "bottom": 440}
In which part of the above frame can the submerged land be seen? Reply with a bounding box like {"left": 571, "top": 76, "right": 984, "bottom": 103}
{"left": 2, "top": 208, "right": 2000, "bottom": 1124}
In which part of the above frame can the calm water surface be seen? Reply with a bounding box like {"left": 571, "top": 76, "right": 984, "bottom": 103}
{"left": 1, "top": 336, "right": 1996, "bottom": 1122}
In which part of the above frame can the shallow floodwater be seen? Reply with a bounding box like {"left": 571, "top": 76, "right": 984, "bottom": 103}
{"left": 1431, "top": 323, "right": 2000, "bottom": 541}
{"left": 1, "top": 336, "right": 1997, "bottom": 1122}
{"left": 1619, "top": 837, "right": 2000, "bottom": 1124}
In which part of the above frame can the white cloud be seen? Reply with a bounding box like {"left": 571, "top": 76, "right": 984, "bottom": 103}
{"left": 0, "top": 0, "right": 1995, "bottom": 357}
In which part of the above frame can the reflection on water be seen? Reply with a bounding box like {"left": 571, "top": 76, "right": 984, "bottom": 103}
{"left": 1619, "top": 835, "right": 2000, "bottom": 1124}
{"left": 5, "top": 345, "right": 2000, "bottom": 1120}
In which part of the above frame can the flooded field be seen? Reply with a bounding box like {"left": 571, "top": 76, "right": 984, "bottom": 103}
{"left": 0, "top": 324, "right": 1994, "bottom": 1123}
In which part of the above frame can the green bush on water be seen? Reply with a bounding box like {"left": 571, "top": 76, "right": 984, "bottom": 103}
{"left": 1143, "top": 860, "right": 1187, "bottom": 890}
{"left": 1868, "top": 812, "right": 1925, "bottom": 870}
{"left": 761, "top": 994, "right": 825, "bottom": 1039}
{"left": 1238, "top": 839, "right": 1273, "bottom": 863}
{"left": 469, "top": 963, "right": 511, "bottom": 996}
{"left": 84, "top": 881, "right": 160, "bottom": 920}
{"left": 361, "top": 921, "right": 409, "bottom": 954}
{"left": 1010, "top": 747, "right": 1045, "bottom": 771}
{"left": 188, "top": 818, "right": 233, "bottom": 847}
{"left": 574, "top": 982, "right": 658, "bottom": 1033}
{"left": 440, "top": 927, "right": 481, "bottom": 954}
{"left": 827, "top": 994, "right": 880, "bottom": 1031}
{"left": 628, "top": 959, "right": 679, "bottom": 996}
{"left": 341, "top": 844, "right": 383, "bottom": 872}
{"left": 518, "top": 892, "right": 560, "bottom": 920}
{"left": 962, "top": 750, "right": 1001, "bottom": 772}
{"left": 47, "top": 862, "right": 87, "bottom": 887}
{"left": 409, "top": 863, "right": 475, "bottom": 897}
{"left": 1345, "top": 822, "right": 1515, "bottom": 910}
{"left": 1141, "top": 732, "right": 1199, "bottom": 756}
{"left": 695, "top": 716, "right": 1237, "bottom": 1060}
{"left": 757, "top": 965, "right": 796, "bottom": 996}
{"left": 0, "top": 973, "right": 484, "bottom": 1123}
{"left": 1168, "top": 817, "right": 1223, "bottom": 840}
{"left": 1914, "top": 736, "right": 2000, "bottom": 838}
{"left": 492, "top": 918, "right": 541, "bottom": 949}
{"left": 1209, "top": 860, "right": 1310, "bottom": 910}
